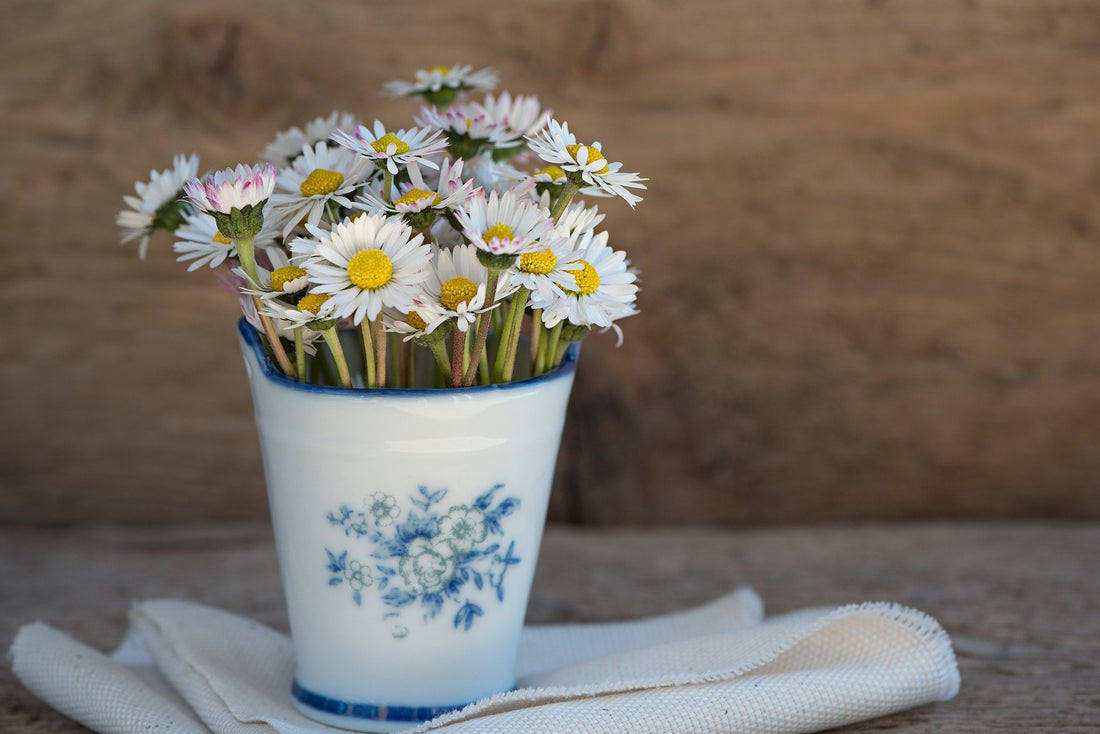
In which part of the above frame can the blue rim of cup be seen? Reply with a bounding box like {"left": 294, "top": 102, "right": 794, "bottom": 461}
{"left": 291, "top": 679, "right": 478, "bottom": 724}
{"left": 238, "top": 318, "right": 579, "bottom": 397}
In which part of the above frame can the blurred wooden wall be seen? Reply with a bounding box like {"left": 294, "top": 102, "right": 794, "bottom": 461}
{"left": 3, "top": 0, "right": 1100, "bottom": 525}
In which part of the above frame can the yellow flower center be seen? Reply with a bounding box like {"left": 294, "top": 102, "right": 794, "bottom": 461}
{"left": 429, "top": 65, "right": 451, "bottom": 75}
{"left": 270, "top": 266, "right": 307, "bottom": 292}
{"left": 566, "top": 144, "right": 610, "bottom": 175}
{"left": 406, "top": 310, "right": 427, "bottom": 331}
{"left": 347, "top": 249, "right": 394, "bottom": 290}
{"left": 371, "top": 133, "right": 410, "bottom": 156}
{"left": 212, "top": 231, "right": 233, "bottom": 245}
{"left": 565, "top": 260, "right": 600, "bottom": 296}
{"left": 439, "top": 277, "right": 479, "bottom": 311}
{"left": 519, "top": 248, "right": 557, "bottom": 275}
{"left": 299, "top": 168, "right": 345, "bottom": 197}
{"left": 535, "top": 165, "right": 566, "bottom": 182}
{"left": 395, "top": 189, "right": 439, "bottom": 208}
{"left": 483, "top": 222, "right": 514, "bottom": 243}
{"left": 297, "top": 292, "right": 332, "bottom": 315}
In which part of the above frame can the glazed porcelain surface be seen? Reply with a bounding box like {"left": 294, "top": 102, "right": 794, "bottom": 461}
{"left": 238, "top": 321, "right": 577, "bottom": 732}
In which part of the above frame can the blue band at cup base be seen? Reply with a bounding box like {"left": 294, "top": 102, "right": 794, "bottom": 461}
{"left": 292, "top": 680, "right": 470, "bottom": 723}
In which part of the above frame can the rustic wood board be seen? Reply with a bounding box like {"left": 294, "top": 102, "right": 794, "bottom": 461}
{"left": 4, "top": 1, "right": 1100, "bottom": 524}
{"left": 2, "top": 522, "right": 1098, "bottom": 731}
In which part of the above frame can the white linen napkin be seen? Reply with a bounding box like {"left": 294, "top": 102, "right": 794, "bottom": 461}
{"left": 9, "top": 588, "right": 959, "bottom": 734}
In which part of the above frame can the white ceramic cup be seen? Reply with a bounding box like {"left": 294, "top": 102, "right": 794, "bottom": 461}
{"left": 238, "top": 321, "right": 577, "bottom": 731}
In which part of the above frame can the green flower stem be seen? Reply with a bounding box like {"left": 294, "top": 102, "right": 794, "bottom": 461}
{"left": 360, "top": 320, "right": 376, "bottom": 388}
{"left": 478, "top": 340, "right": 491, "bottom": 385}
{"left": 235, "top": 236, "right": 259, "bottom": 286}
{"left": 529, "top": 309, "right": 543, "bottom": 378}
{"left": 554, "top": 339, "right": 570, "bottom": 367}
{"left": 537, "top": 322, "right": 564, "bottom": 376}
{"left": 294, "top": 328, "right": 306, "bottom": 381}
{"left": 429, "top": 339, "right": 452, "bottom": 383}
{"left": 373, "top": 317, "right": 387, "bottom": 388}
{"left": 462, "top": 269, "right": 500, "bottom": 386}
{"left": 495, "top": 287, "right": 530, "bottom": 384}
{"left": 549, "top": 179, "right": 582, "bottom": 224}
{"left": 382, "top": 170, "right": 394, "bottom": 204}
{"left": 545, "top": 322, "right": 564, "bottom": 374}
{"left": 321, "top": 329, "right": 351, "bottom": 388}
{"left": 252, "top": 296, "right": 296, "bottom": 378}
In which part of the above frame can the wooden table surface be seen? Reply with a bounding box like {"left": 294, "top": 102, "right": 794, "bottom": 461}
{"left": 2, "top": 522, "right": 1098, "bottom": 732}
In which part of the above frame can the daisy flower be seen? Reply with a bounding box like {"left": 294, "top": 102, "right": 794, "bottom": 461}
{"left": 260, "top": 290, "right": 340, "bottom": 329}
{"left": 415, "top": 244, "right": 512, "bottom": 335}
{"left": 415, "top": 102, "right": 520, "bottom": 159}
{"left": 183, "top": 163, "right": 277, "bottom": 215}
{"left": 386, "top": 304, "right": 439, "bottom": 342}
{"left": 505, "top": 201, "right": 605, "bottom": 298}
{"left": 172, "top": 209, "right": 235, "bottom": 271}
{"left": 354, "top": 158, "right": 476, "bottom": 227}
{"left": 259, "top": 110, "right": 359, "bottom": 165}
{"left": 267, "top": 142, "right": 374, "bottom": 238}
{"left": 454, "top": 188, "right": 554, "bottom": 257}
{"left": 383, "top": 65, "right": 498, "bottom": 105}
{"left": 531, "top": 228, "right": 638, "bottom": 334}
{"left": 302, "top": 212, "right": 431, "bottom": 325}
{"left": 240, "top": 292, "right": 323, "bottom": 349}
{"left": 480, "top": 92, "right": 551, "bottom": 156}
{"left": 330, "top": 120, "right": 447, "bottom": 177}
{"left": 240, "top": 248, "right": 310, "bottom": 300}
{"left": 526, "top": 119, "right": 646, "bottom": 208}
{"left": 117, "top": 153, "right": 199, "bottom": 259}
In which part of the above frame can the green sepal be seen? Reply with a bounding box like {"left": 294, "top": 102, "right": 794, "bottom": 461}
{"left": 476, "top": 250, "right": 517, "bottom": 272}
{"left": 492, "top": 144, "right": 526, "bottom": 163}
{"left": 415, "top": 320, "right": 452, "bottom": 346}
{"left": 446, "top": 132, "right": 489, "bottom": 161}
{"left": 423, "top": 87, "right": 460, "bottom": 107}
{"left": 152, "top": 195, "right": 189, "bottom": 233}
{"left": 560, "top": 323, "right": 591, "bottom": 343}
{"left": 403, "top": 208, "right": 438, "bottom": 231}
{"left": 212, "top": 202, "right": 267, "bottom": 241}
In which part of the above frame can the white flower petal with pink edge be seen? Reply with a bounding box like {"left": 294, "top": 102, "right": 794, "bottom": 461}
{"left": 183, "top": 163, "right": 277, "bottom": 215}
{"left": 454, "top": 188, "right": 554, "bottom": 257}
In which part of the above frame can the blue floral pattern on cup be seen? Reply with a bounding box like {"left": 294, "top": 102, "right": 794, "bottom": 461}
{"left": 325, "top": 484, "right": 521, "bottom": 636}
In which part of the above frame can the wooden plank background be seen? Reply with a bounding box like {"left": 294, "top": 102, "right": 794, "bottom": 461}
{"left": 3, "top": 0, "right": 1100, "bottom": 525}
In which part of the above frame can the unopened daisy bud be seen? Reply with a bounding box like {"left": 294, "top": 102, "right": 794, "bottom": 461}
{"left": 183, "top": 163, "right": 277, "bottom": 240}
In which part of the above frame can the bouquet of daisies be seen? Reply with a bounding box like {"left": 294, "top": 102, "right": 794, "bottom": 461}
{"left": 117, "top": 65, "right": 644, "bottom": 389}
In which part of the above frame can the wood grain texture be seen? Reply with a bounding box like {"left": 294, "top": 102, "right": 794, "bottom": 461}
{"left": 2, "top": 522, "right": 1098, "bottom": 731}
{"left": 3, "top": 1, "right": 1100, "bottom": 524}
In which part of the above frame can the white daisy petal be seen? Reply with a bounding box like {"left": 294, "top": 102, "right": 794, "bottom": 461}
{"left": 259, "top": 111, "right": 360, "bottom": 165}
